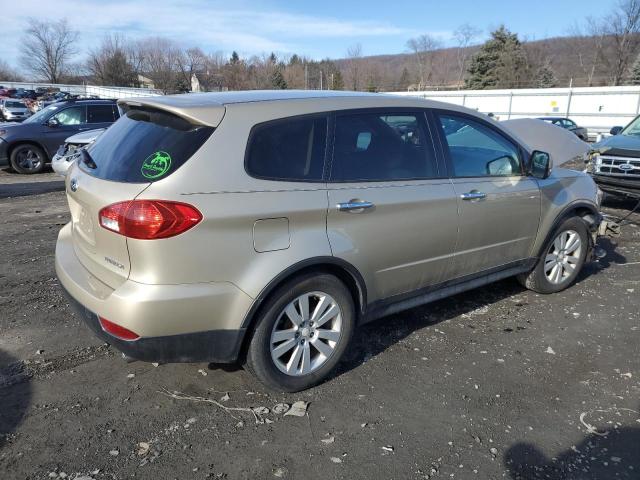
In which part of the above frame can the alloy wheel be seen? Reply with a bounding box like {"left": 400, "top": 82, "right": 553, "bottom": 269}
{"left": 544, "top": 229, "right": 582, "bottom": 284}
{"left": 270, "top": 291, "right": 342, "bottom": 376}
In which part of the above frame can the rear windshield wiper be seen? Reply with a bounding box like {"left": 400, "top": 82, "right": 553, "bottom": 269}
{"left": 81, "top": 149, "right": 97, "bottom": 169}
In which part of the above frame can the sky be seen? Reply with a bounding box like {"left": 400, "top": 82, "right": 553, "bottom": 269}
{"left": 2, "top": 0, "right": 617, "bottom": 71}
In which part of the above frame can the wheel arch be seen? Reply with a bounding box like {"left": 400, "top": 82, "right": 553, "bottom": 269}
{"left": 536, "top": 200, "right": 599, "bottom": 258}
{"left": 238, "top": 257, "right": 367, "bottom": 358}
{"left": 8, "top": 140, "right": 51, "bottom": 162}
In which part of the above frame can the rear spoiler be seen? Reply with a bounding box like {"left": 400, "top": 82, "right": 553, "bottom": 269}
{"left": 118, "top": 96, "right": 226, "bottom": 128}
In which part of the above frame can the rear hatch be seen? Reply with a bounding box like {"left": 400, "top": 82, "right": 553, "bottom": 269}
{"left": 66, "top": 103, "right": 218, "bottom": 288}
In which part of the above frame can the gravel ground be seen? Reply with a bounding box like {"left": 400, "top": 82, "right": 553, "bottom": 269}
{"left": 0, "top": 167, "right": 639, "bottom": 480}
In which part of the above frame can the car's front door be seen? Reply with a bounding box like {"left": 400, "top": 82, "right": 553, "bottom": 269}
{"left": 433, "top": 111, "right": 541, "bottom": 278}
{"left": 42, "top": 105, "right": 87, "bottom": 157}
{"left": 326, "top": 110, "right": 459, "bottom": 303}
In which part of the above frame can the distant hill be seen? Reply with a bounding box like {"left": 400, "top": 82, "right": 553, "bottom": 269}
{"left": 333, "top": 34, "right": 632, "bottom": 91}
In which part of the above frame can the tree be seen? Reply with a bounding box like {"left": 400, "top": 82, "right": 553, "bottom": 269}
{"left": 606, "top": 0, "right": 640, "bottom": 85}
{"left": 0, "top": 60, "right": 23, "bottom": 81}
{"left": 630, "top": 54, "right": 640, "bottom": 84}
{"left": 406, "top": 34, "right": 442, "bottom": 89}
{"left": 20, "top": 18, "right": 79, "bottom": 83}
{"left": 270, "top": 68, "right": 288, "bottom": 89}
{"left": 87, "top": 34, "right": 137, "bottom": 86}
{"left": 397, "top": 67, "right": 412, "bottom": 90}
{"left": 345, "top": 43, "right": 363, "bottom": 90}
{"left": 453, "top": 24, "right": 481, "bottom": 87}
{"left": 535, "top": 63, "right": 558, "bottom": 88}
{"left": 465, "top": 26, "right": 528, "bottom": 89}
{"left": 138, "top": 37, "right": 182, "bottom": 93}
{"left": 176, "top": 47, "right": 207, "bottom": 90}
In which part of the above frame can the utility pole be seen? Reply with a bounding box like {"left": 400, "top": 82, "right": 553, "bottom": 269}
{"left": 304, "top": 64, "right": 308, "bottom": 90}
{"left": 320, "top": 70, "right": 323, "bottom": 90}
{"left": 331, "top": 73, "right": 334, "bottom": 90}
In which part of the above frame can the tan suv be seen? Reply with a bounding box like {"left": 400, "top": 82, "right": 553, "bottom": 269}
{"left": 55, "top": 91, "right": 603, "bottom": 391}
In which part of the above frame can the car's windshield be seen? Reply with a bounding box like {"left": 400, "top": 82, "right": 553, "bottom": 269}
{"left": 22, "top": 104, "right": 60, "bottom": 124}
{"left": 621, "top": 116, "right": 640, "bottom": 136}
{"left": 3, "top": 101, "right": 24, "bottom": 108}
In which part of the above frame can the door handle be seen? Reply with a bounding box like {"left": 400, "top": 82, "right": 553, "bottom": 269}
{"left": 460, "top": 191, "right": 487, "bottom": 201}
{"left": 337, "top": 200, "right": 375, "bottom": 212}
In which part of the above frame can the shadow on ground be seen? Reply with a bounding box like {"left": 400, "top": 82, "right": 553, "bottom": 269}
{"left": 0, "top": 349, "right": 32, "bottom": 450}
{"left": 505, "top": 419, "right": 640, "bottom": 479}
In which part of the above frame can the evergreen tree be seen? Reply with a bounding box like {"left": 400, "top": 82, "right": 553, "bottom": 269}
{"left": 398, "top": 67, "right": 412, "bottom": 90}
{"left": 535, "top": 63, "right": 557, "bottom": 88}
{"left": 630, "top": 55, "right": 640, "bottom": 85}
{"left": 270, "top": 68, "right": 288, "bottom": 89}
{"left": 331, "top": 70, "right": 345, "bottom": 90}
{"left": 465, "top": 26, "right": 528, "bottom": 89}
{"left": 230, "top": 51, "right": 240, "bottom": 64}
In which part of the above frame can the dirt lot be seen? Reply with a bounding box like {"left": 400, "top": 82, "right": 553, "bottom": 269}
{"left": 0, "top": 167, "right": 639, "bottom": 480}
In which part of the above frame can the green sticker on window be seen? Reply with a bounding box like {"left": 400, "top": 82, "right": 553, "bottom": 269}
{"left": 141, "top": 151, "right": 172, "bottom": 179}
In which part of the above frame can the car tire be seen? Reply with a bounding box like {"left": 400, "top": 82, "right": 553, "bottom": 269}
{"left": 245, "top": 273, "right": 355, "bottom": 392}
{"left": 518, "top": 216, "right": 589, "bottom": 294}
{"left": 10, "top": 144, "right": 47, "bottom": 174}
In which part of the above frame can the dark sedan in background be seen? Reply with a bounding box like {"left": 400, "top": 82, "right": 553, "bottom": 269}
{"left": 0, "top": 99, "right": 119, "bottom": 173}
{"left": 587, "top": 117, "right": 640, "bottom": 198}
{"left": 538, "top": 117, "right": 589, "bottom": 141}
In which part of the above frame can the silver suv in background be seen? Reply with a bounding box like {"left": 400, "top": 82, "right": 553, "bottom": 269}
{"left": 0, "top": 99, "right": 32, "bottom": 122}
{"left": 56, "top": 91, "right": 605, "bottom": 391}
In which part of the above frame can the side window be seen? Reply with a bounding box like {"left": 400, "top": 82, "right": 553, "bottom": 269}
{"left": 437, "top": 113, "right": 521, "bottom": 177}
{"left": 51, "top": 106, "right": 86, "bottom": 126}
{"left": 88, "top": 105, "right": 115, "bottom": 123}
{"left": 331, "top": 112, "right": 437, "bottom": 181}
{"left": 246, "top": 115, "right": 327, "bottom": 181}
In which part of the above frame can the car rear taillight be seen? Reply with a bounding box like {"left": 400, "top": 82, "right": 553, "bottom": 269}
{"left": 99, "top": 317, "right": 140, "bottom": 341}
{"left": 99, "top": 200, "right": 202, "bottom": 239}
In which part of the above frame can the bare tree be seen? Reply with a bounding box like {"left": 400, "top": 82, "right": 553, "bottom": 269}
{"left": 87, "top": 34, "right": 137, "bottom": 86}
{"left": 453, "top": 24, "right": 481, "bottom": 87}
{"left": 345, "top": 43, "right": 363, "bottom": 90}
{"left": 20, "top": 18, "right": 79, "bottom": 83}
{"left": 607, "top": 0, "right": 640, "bottom": 85}
{"left": 406, "top": 34, "right": 442, "bottom": 89}
{"left": 176, "top": 47, "right": 207, "bottom": 90}
{"left": 138, "top": 37, "right": 182, "bottom": 93}
{"left": 0, "top": 60, "right": 23, "bottom": 81}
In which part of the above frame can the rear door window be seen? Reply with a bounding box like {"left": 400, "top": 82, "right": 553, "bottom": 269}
{"left": 80, "top": 107, "right": 214, "bottom": 183}
{"left": 245, "top": 115, "right": 327, "bottom": 181}
{"left": 330, "top": 112, "right": 437, "bottom": 181}
{"left": 88, "top": 104, "right": 116, "bottom": 123}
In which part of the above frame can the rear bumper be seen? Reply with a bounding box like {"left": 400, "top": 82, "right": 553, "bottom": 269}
{"left": 61, "top": 288, "right": 246, "bottom": 363}
{"left": 55, "top": 223, "right": 253, "bottom": 363}
{"left": 590, "top": 173, "right": 640, "bottom": 198}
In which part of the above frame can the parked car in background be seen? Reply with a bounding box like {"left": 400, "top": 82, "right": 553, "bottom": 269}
{"left": 52, "top": 128, "right": 105, "bottom": 177}
{"left": 55, "top": 91, "right": 606, "bottom": 391}
{"left": 15, "top": 89, "right": 38, "bottom": 100}
{"left": 538, "top": 117, "right": 589, "bottom": 141}
{"left": 0, "top": 99, "right": 32, "bottom": 122}
{"left": 587, "top": 116, "right": 640, "bottom": 198}
{"left": 0, "top": 99, "right": 120, "bottom": 173}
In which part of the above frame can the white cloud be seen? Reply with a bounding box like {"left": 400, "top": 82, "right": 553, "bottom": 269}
{"left": 2, "top": 0, "right": 412, "bottom": 69}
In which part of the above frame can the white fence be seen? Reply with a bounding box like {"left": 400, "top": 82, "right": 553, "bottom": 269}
{"left": 391, "top": 86, "right": 640, "bottom": 140}
{"left": 0, "top": 81, "right": 162, "bottom": 99}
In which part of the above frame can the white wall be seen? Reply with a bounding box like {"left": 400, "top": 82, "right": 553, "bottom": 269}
{"left": 390, "top": 86, "right": 640, "bottom": 139}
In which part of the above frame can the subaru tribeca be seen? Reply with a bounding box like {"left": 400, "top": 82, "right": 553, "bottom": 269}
{"left": 56, "top": 91, "right": 603, "bottom": 391}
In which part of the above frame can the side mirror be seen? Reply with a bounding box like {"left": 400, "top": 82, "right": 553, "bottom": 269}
{"left": 46, "top": 118, "right": 59, "bottom": 128}
{"left": 530, "top": 151, "right": 551, "bottom": 179}
{"left": 610, "top": 126, "right": 623, "bottom": 135}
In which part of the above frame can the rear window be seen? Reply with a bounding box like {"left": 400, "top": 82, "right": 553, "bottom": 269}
{"left": 245, "top": 115, "right": 327, "bottom": 181}
{"left": 80, "top": 107, "right": 214, "bottom": 183}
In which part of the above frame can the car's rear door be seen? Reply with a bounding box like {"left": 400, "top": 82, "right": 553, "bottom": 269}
{"left": 432, "top": 110, "right": 541, "bottom": 278}
{"left": 326, "top": 109, "right": 458, "bottom": 303}
{"left": 87, "top": 104, "right": 118, "bottom": 130}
